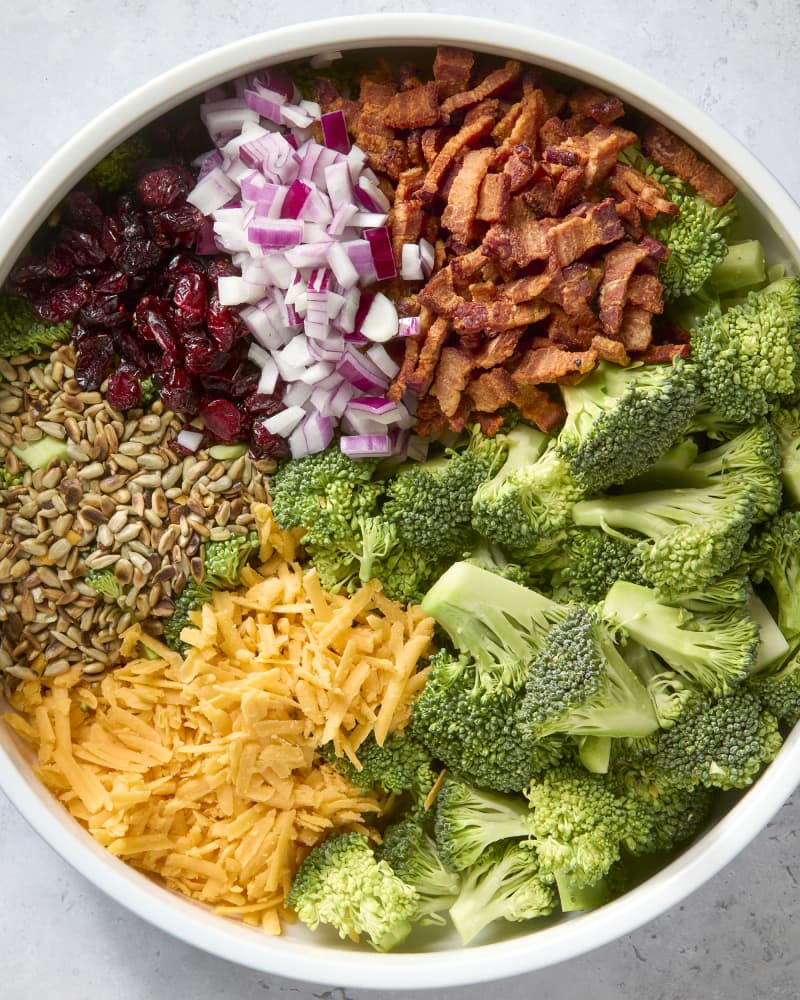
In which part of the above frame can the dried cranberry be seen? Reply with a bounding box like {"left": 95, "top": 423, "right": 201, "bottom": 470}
{"left": 7, "top": 258, "right": 49, "bottom": 299}
{"left": 45, "top": 246, "right": 75, "bottom": 279}
{"left": 206, "top": 256, "right": 239, "bottom": 281}
{"left": 251, "top": 417, "right": 290, "bottom": 458}
{"left": 172, "top": 272, "right": 207, "bottom": 326}
{"left": 229, "top": 366, "right": 260, "bottom": 398}
{"left": 94, "top": 270, "right": 129, "bottom": 294}
{"left": 100, "top": 215, "right": 125, "bottom": 263}
{"left": 147, "top": 204, "right": 204, "bottom": 248}
{"left": 74, "top": 334, "right": 115, "bottom": 390}
{"left": 58, "top": 228, "right": 107, "bottom": 269}
{"left": 133, "top": 296, "right": 177, "bottom": 359}
{"left": 206, "top": 292, "right": 242, "bottom": 351}
{"left": 164, "top": 252, "right": 205, "bottom": 283}
{"left": 113, "top": 329, "right": 153, "bottom": 372}
{"left": 199, "top": 398, "right": 242, "bottom": 442}
{"left": 157, "top": 365, "right": 198, "bottom": 414}
{"left": 64, "top": 191, "right": 105, "bottom": 232}
{"left": 116, "top": 194, "right": 147, "bottom": 238}
{"left": 181, "top": 331, "right": 228, "bottom": 375}
{"left": 120, "top": 237, "right": 161, "bottom": 276}
{"left": 107, "top": 367, "right": 142, "bottom": 410}
{"left": 79, "top": 292, "right": 129, "bottom": 330}
{"left": 242, "top": 393, "right": 285, "bottom": 417}
{"left": 33, "top": 279, "right": 92, "bottom": 324}
{"left": 136, "top": 166, "right": 193, "bottom": 210}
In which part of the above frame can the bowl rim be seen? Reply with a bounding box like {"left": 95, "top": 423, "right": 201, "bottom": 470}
{"left": 1, "top": 12, "right": 800, "bottom": 990}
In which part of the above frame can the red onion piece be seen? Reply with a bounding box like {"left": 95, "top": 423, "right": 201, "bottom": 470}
{"left": 364, "top": 227, "right": 397, "bottom": 281}
{"left": 397, "top": 316, "right": 421, "bottom": 338}
{"left": 340, "top": 434, "right": 393, "bottom": 458}
{"left": 321, "top": 110, "right": 351, "bottom": 154}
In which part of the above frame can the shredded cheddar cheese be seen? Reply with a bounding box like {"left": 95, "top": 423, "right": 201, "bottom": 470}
{"left": 5, "top": 504, "right": 435, "bottom": 934}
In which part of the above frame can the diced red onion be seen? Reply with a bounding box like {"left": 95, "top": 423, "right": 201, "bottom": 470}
{"left": 243, "top": 88, "right": 285, "bottom": 124}
{"left": 281, "top": 103, "right": 315, "bottom": 128}
{"left": 352, "top": 211, "right": 389, "bottom": 228}
{"left": 197, "top": 149, "right": 224, "bottom": 181}
{"left": 400, "top": 243, "right": 424, "bottom": 281}
{"left": 398, "top": 316, "right": 421, "bottom": 338}
{"left": 264, "top": 405, "right": 306, "bottom": 437}
{"left": 310, "top": 50, "right": 343, "bottom": 68}
{"left": 280, "top": 179, "right": 312, "bottom": 219}
{"left": 366, "top": 343, "right": 400, "bottom": 379}
{"left": 340, "top": 434, "right": 393, "bottom": 458}
{"left": 257, "top": 355, "right": 280, "bottom": 395}
{"left": 360, "top": 292, "right": 399, "bottom": 343}
{"left": 247, "top": 219, "right": 304, "bottom": 249}
{"left": 338, "top": 345, "right": 389, "bottom": 393}
{"left": 252, "top": 68, "right": 296, "bottom": 102}
{"left": 176, "top": 429, "right": 204, "bottom": 453}
{"left": 217, "top": 275, "right": 265, "bottom": 306}
{"left": 357, "top": 174, "right": 391, "bottom": 212}
{"left": 321, "top": 110, "right": 351, "bottom": 154}
{"left": 329, "top": 380, "right": 356, "bottom": 417}
{"left": 186, "top": 167, "right": 240, "bottom": 215}
{"left": 327, "top": 241, "right": 359, "bottom": 289}
{"left": 365, "top": 227, "right": 397, "bottom": 281}
{"left": 289, "top": 412, "right": 334, "bottom": 459}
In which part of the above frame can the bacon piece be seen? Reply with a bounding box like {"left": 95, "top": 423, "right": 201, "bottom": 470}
{"left": 546, "top": 198, "right": 625, "bottom": 269}
{"left": 502, "top": 144, "right": 536, "bottom": 193}
{"left": 542, "top": 262, "right": 601, "bottom": 324}
{"left": 540, "top": 115, "right": 568, "bottom": 147}
{"left": 429, "top": 346, "right": 474, "bottom": 417}
{"left": 406, "top": 316, "right": 450, "bottom": 396}
{"left": 499, "top": 272, "right": 552, "bottom": 303}
{"left": 512, "top": 382, "right": 566, "bottom": 432}
{"left": 421, "top": 127, "right": 448, "bottom": 166}
{"left": 472, "top": 328, "right": 526, "bottom": 368}
{"left": 464, "top": 99, "right": 502, "bottom": 126}
{"left": 591, "top": 334, "right": 630, "bottom": 366}
{"left": 598, "top": 241, "right": 651, "bottom": 333}
{"left": 493, "top": 90, "right": 547, "bottom": 164}
{"left": 440, "top": 60, "right": 523, "bottom": 116}
{"left": 467, "top": 367, "right": 519, "bottom": 412}
{"left": 609, "top": 163, "right": 678, "bottom": 220}
{"left": 414, "top": 395, "right": 447, "bottom": 437}
{"left": 642, "top": 123, "right": 737, "bottom": 207}
{"left": 354, "top": 79, "right": 410, "bottom": 180}
{"left": 388, "top": 336, "right": 421, "bottom": 402}
{"left": 546, "top": 124, "right": 638, "bottom": 190}
{"left": 626, "top": 273, "right": 664, "bottom": 313}
{"left": 568, "top": 87, "right": 626, "bottom": 126}
{"left": 389, "top": 167, "right": 425, "bottom": 266}
{"left": 433, "top": 46, "right": 475, "bottom": 99}
{"left": 483, "top": 197, "right": 557, "bottom": 268}
{"left": 384, "top": 82, "right": 440, "bottom": 129}
{"left": 475, "top": 412, "right": 506, "bottom": 436}
{"left": 634, "top": 342, "right": 691, "bottom": 363}
{"left": 418, "top": 266, "right": 462, "bottom": 317}
{"left": 514, "top": 344, "right": 598, "bottom": 384}
{"left": 441, "top": 147, "right": 495, "bottom": 242}
{"left": 548, "top": 307, "right": 596, "bottom": 350}
{"left": 476, "top": 172, "right": 511, "bottom": 222}
{"left": 450, "top": 247, "right": 488, "bottom": 284}
{"left": 417, "top": 114, "right": 496, "bottom": 202}
{"left": 452, "top": 299, "right": 549, "bottom": 334}
{"left": 618, "top": 305, "right": 653, "bottom": 352}
{"left": 492, "top": 101, "right": 525, "bottom": 141}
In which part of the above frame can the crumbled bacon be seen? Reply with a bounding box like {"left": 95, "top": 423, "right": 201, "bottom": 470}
{"left": 466, "top": 367, "right": 519, "bottom": 412}
{"left": 597, "top": 241, "right": 651, "bottom": 333}
{"left": 618, "top": 305, "right": 653, "bottom": 352}
{"left": 472, "top": 328, "right": 526, "bottom": 368}
{"left": 441, "top": 147, "right": 495, "bottom": 242}
{"left": 417, "top": 266, "right": 462, "bottom": 315}
{"left": 417, "top": 113, "right": 496, "bottom": 202}
{"left": 568, "top": 87, "right": 625, "bottom": 126}
{"left": 610, "top": 163, "right": 678, "bottom": 220}
{"left": 452, "top": 299, "right": 548, "bottom": 333}
{"left": 591, "top": 334, "right": 630, "bottom": 366}
{"left": 512, "top": 382, "right": 566, "bottom": 432}
{"left": 626, "top": 273, "right": 664, "bottom": 313}
{"left": 546, "top": 198, "right": 625, "bottom": 269}
{"left": 405, "top": 315, "right": 450, "bottom": 395}
{"left": 484, "top": 198, "right": 556, "bottom": 268}
{"left": 642, "top": 123, "right": 737, "bottom": 207}
{"left": 475, "top": 172, "right": 510, "bottom": 222}
{"left": 429, "top": 346, "right": 474, "bottom": 416}
{"left": 634, "top": 342, "right": 691, "bottom": 363}
{"left": 440, "top": 60, "right": 523, "bottom": 116}
{"left": 513, "top": 344, "right": 598, "bottom": 384}
{"left": 384, "top": 82, "right": 441, "bottom": 129}
{"left": 433, "top": 47, "right": 475, "bottom": 99}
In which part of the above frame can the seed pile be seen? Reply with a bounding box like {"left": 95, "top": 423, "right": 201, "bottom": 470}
{"left": 0, "top": 343, "right": 276, "bottom": 682}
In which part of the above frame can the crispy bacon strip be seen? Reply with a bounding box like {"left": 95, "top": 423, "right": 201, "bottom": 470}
{"left": 475, "top": 172, "right": 510, "bottom": 222}
{"left": 389, "top": 167, "right": 425, "bottom": 266}
{"left": 441, "top": 147, "right": 495, "bottom": 243}
{"left": 466, "top": 367, "right": 519, "bottom": 412}
{"left": 502, "top": 144, "right": 536, "bottom": 193}
{"left": 635, "top": 342, "right": 691, "bottom": 363}
{"left": 418, "top": 266, "right": 462, "bottom": 316}
{"left": 472, "top": 328, "right": 526, "bottom": 368}
{"left": 626, "top": 273, "right": 664, "bottom": 314}
{"left": 433, "top": 46, "right": 474, "bottom": 99}
{"left": 568, "top": 87, "right": 625, "bottom": 126}
{"left": 512, "top": 382, "right": 566, "bottom": 432}
{"left": 475, "top": 412, "right": 506, "bottom": 436}
{"left": 493, "top": 89, "right": 547, "bottom": 165}
{"left": 452, "top": 299, "right": 549, "bottom": 333}
{"left": 450, "top": 247, "right": 488, "bottom": 284}
{"left": 610, "top": 163, "right": 678, "bottom": 220}
{"left": 546, "top": 198, "right": 625, "bottom": 269}
{"left": 546, "top": 124, "right": 638, "bottom": 190}
{"left": 591, "top": 334, "right": 630, "bottom": 366}
{"left": 514, "top": 344, "right": 598, "bottom": 384}
{"left": 597, "top": 241, "right": 651, "bottom": 333}
{"left": 642, "top": 123, "right": 737, "bottom": 207}
{"left": 406, "top": 316, "right": 450, "bottom": 395}
{"left": 384, "top": 82, "right": 440, "bottom": 129}
{"left": 499, "top": 272, "right": 552, "bottom": 303}
{"left": 388, "top": 336, "right": 421, "bottom": 402}
{"left": 417, "top": 113, "right": 496, "bottom": 202}
{"left": 440, "top": 60, "right": 523, "bottom": 116}
{"left": 429, "top": 346, "right": 474, "bottom": 416}
{"left": 617, "top": 305, "right": 653, "bottom": 352}
{"left": 484, "top": 198, "right": 557, "bottom": 268}
{"left": 548, "top": 307, "right": 596, "bottom": 350}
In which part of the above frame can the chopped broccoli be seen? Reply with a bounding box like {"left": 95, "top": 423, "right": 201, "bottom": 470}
{"left": 421, "top": 561, "right": 567, "bottom": 691}
{"left": 525, "top": 764, "right": 629, "bottom": 888}
{"left": 409, "top": 651, "right": 568, "bottom": 794}
{"left": 620, "top": 436, "right": 700, "bottom": 491}
{"left": 520, "top": 606, "right": 659, "bottom": 742}
{"left": 290, "top": 56, "right": 365, "bottom": 100}
{"left": 602, "top": 581, "right": 759, "bottom": 695}
{"left": 286, "top": 832, "right": 419, "bottom": 952}
{"left": 549, "top": 527, "right": 646, "bottom": 604}
{"left": 139, "top": 376, "right": 158, "bottom": 407}
{"left": 711, "top": 239, "right": 767, "bottom": 295}
{"left": 322, "top": 731, "right": 435, "bottom": 797}
{"left": 770, "top": 405, "right": 800, "bottom": 506}
{"left": 85, "top": 567, "right": 127, "bottom": 601}
{"left": 0, "top": 465, "right": 22, "bottom": 489}
{"left": 86, "top": 133, "right": 150, "bottom": 192}
{"left": 625, "top": 687, "right": 782, "bottom": 790}
{"left": 162, "top": 577, "right": 215, "bottom": 653}
{"left": 691, "top": 277, "right": 800, "bottom": 423}
{"left": 382, "top": 428, "right": 505, "bottom": 561}
{"left": 666, "top": 572, "right": 751, "bottom": 613}
{"left": 12, "top": 434, "right": 70, "bottom": 470}
{"left": 448, "top": 841, "right": 555, "bottom": 945}
{"left": 0, "top": 294, "right": 73, "bottom": 359}
{"left": 573, "top": 477, "right": 757, "bottom": 596}
{"left": 750, "top": 646, "right": 800, "bottom": 727}
{"left": 379, "top": 818, "right": 460, "bottom": 918}
{"left": 433, "top": 776, "right": 535, "bottom": 871}
{"left": 744, "top": 511, "right": 800, "bottom": 643}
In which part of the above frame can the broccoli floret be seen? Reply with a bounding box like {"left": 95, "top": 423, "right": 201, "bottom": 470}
{"left": 627, "top": 687, "right": 782, "bottom": 790}
{"left": 448, "top": 841, "right": 556, "bottom": 945}
{"left": 379, "top": 818, "right": 460, "bottom": 918}
{"left": 520, "top": 606, "right": 659, "bottom": 742}
{"left": 421, "top": 561, "right": 567, "bottom": 691}
{"left": 12, "top": 434, "right": 70, "bottom": 471}
{"left": 550, "top": 527, "right": 646, "bottom": 604}
{"left": 323, "top": 731, "right": 434, "bottom": 797}
{"left": 0, "top": 465, "right": 22, "bottom": 489}
{"left": 409, "top": 651, "right": 568, "bottom": 793}
{"left": 525, "top": 765, "right": 630, "bottom": 888}
{"left": 750, "top": 647, "right": 800, "bottom": 727}
{"left": 602, "top": 581, "right": 759, "bottom": 695}
{"left": 691, "top": 277, "right": 800, "bottom": 423}
{"left": 87, "top": 133, "right": 150, "bottom": 192}
{"left": 163, "top": 532, "right": 260, "bottom": 652}
{"left": 745, "top": 511, "right": 800, "bottom": 643}
{"left": 0, "top": 294, "right": 73, "bottom": 359}
{"left": 85, "top": 567, "right": 127, "bottom": 601}
{"left": 667, "top": 572, "right": 751, "bottom": 612}
{"left": 770, "top": 405, "right": 800, "bottom": 505}
{"left": 433, "top": 776, "right": 536, "bottom": 871}
{"left": 652, "top": 195, "right": 736, "bottom": 301}
{"left": 139, "top": 375, "right": 158, "bottom": 407}
{"left": 620, "top": 436, "right": 700, "bottom": 491}
{"left": 624, "top": 641, "right": 694, "bottom": 729}
{"left": 290, "top": 56, "right": 365, "bottom": 100}
{"left": 573, "top": 478, "right": 757, "bottom": 596}
{"left": 382, "top": 428, "right": 505, "bottom": 561}
{"left": 286, "top": 832, "right": 419, "bottom": 952}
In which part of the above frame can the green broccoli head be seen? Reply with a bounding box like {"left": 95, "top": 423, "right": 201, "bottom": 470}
{"left": 286, "top": 832, "right": 419, "bottom": 952}
{"left": 551, "top": 527, "right": 646, "bottom": 604}
{"left": 139, "top": 375, "right": 159, "bottom": 407}
{"left": 520, "top": 606, "right": 659, "bottom": 742}
{"left": 602, "top": 581, "right": 759, "bottom": 696}
{"left": 745, "top": 511, "right": 800, "bottom": 643}
{"left": 86, "top": 133, "right": 150, "bottom": 193}
{"left": 652, "top": 192, "right": 736, "bottom": 301}
{"left": 323, "top": 731, "right": 435, "bottom": 797}
{"left": 203, "top": 531, "right": 260, "bottom": 589}
{"left": 0, "top": 294, "right": 73, "bottom": 359}
{"left": 383, "top": 428, "right": 505, "bottom": 561}
{"left": 448, "top": 840, "right": 556, "bottom": 945}
{"left": 85, "top": 566, "right": 127, "bottom": 601}
{"left": 770, "top": 405, "right": 800, "bottom": 505}
{"left": 0, "top": 465, "right": 23, "bottom": 489}
{"left": 691, "top": 277, "right": 800, "bottom": 423}
{"left": 162, "top": 577, "right": 215, "bottom": 653}
{"left": 379, "top": 818, "right": 460, "bottom": 917}
{"left": 433, "top": 775, "right": 535, "bottom": 872}
{"left": 525, "top": 765, "right": 629, "bottom": 888}
{"left": 750, "top": 647, "right": 800, "bottom": 728}
{"left": 556, "top": 358, "right": 701, "bottom": 494}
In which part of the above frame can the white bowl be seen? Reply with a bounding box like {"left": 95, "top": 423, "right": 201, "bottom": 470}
{"left": 1, "top": 13, "right": 799, "bottom": 991}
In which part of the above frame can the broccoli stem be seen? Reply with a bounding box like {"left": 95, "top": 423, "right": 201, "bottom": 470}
{"left": 577, "top": 736, "right": 612, "bottom": 774}
{"left": 710, "top": 240, "right": 766, "bottom": 295}
{"left": 554, "top": 869, "right": 609, "bottom": 913}
{"left": 748, "top": 593, "right": 791, "bottom": 673}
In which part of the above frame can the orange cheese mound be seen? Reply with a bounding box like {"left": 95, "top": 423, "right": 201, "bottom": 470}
{"left": 5, "top": 503, "right": 435, "bottom": 934}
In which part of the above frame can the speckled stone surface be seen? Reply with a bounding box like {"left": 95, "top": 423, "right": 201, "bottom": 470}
{"left": 1, "top": 2, "right": 800, "bottom": 998}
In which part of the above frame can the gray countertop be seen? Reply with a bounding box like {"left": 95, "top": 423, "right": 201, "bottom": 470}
{"left": 2, "top": 2, "right": 800, "bottom": 998}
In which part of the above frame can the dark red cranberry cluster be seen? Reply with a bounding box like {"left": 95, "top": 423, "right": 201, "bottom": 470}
{"left": 8, "top": 167, "right": 289, "bottom": 458}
